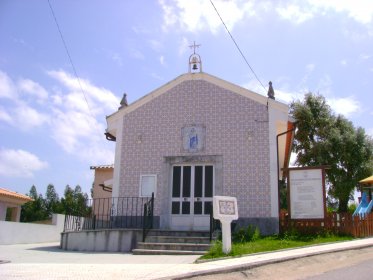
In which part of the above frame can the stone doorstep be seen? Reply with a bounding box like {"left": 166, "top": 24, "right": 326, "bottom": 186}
{"left": 136, "top": 242, "right": 211, "bottom": 251}
{"left": 132, "top": 249, "right": 207, "bottom": 255}
{"left": 133, "top": 230, "right": 214, "bottom": 255}
{"left": 145, "top": 236, "right": 211, "bottom": 244}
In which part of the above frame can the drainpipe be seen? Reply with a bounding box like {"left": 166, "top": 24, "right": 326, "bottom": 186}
{"left": 276, "top": 123, "right": 297, "bottom": 219}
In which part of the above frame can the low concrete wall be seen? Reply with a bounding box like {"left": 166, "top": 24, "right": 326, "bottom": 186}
{"left": 60, "top": 229, "right": 142, "bottom": 252}
{"left": 0, "top": 214, "right": 65, "bottom": 245}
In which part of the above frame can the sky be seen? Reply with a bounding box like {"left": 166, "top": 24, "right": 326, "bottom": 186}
{"left": 0, "top": 0, "right": 372, "bottom": 198}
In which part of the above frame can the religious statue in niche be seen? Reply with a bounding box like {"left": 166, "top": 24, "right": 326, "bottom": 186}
{"left": 189, "top": 128, "right": 198, "bottom": 149}
{"left": 182, "top": 125, "right": 205, "bottom": 153}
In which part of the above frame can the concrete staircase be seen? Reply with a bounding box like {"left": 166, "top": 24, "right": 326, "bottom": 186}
{"left": 132, "top": 230, "right": 212, "bottom": 255}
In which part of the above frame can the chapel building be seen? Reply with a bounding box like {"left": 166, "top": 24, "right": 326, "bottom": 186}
{"left": 104, "top": 50, "right": 293, "bottom": 234}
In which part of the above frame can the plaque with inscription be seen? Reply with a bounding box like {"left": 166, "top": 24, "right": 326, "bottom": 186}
{"left": 213, "top": 196, "right": 238, "bottom": 220}
{"left": 219, "top": 200, "right": 236, "bottom": 215}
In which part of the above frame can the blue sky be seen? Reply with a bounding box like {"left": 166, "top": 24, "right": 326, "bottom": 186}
{"left": 0, "top": 0, "right": 372, "bottom": 198}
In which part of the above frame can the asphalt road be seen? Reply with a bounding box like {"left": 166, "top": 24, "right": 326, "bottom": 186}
{"left": 189, "top": 247, "right": 373, "bottom": 280}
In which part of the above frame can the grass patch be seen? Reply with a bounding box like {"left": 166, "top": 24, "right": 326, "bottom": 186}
{"left": 201, "top": 230, "right": 353, "bottom": 260}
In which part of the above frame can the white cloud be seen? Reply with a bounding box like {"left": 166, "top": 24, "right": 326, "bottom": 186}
{"left": 18, "top": 79, "right": 48, "bottom": 100}
{"left": 46, "top": 70, "right": 118, "bottom": 162}
{"left": 14, "top": 102, "right": 49, "bottom": 130}
{"left": 0, "top": 70, "right": 17, "bottom": 99}
{"left": 276, "top": 4, "right": 314, "bottom": 24}
{"left": 130, "top": 48, "right": 145, "bottom": 60}
{"left": 159, "top": 55, "right": 166, "bottom": 66}
{"left": 0, "top": 107, "right": 12, "bottom": 123}
{"left": 328, "top": 96, "right": 360, "bottom": 117}
{"left": 0, "top": 148, "right": 48, "bottom": 178}
{"left": 0, "top": 69, "right": 118, "bottom": 165}
{"left": 179, "top": 37, "right": 189, "bottom": 55}
{"left": 340, "top": 59, "right": 348, "bottom": 66}
{"left": 242, "top": 78, "right": 303, "bottom": 104}
{"left": 306, "top": 63, "right": 315, "bottom": 72}
{"left": 160, "top": 0, "right": 255, "bottom": 33}
{"left": 47, "top": 70, "right": 119, "bottom": 114}
{"left": 0, "top": 72, "right": 49, "bottom": 130}
{"left": 111, "top": 53, "right": 123, "bottom": 66}
{"left": 360, "top": 53, "right": 372, "bottom": 60}
{"left": 308, "top": 0, "right": 373, "bottom": 25}
{"left": 149, "top": 39, "right": 163, "bottom": 51}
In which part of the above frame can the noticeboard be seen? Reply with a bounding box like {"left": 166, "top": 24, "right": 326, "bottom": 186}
{"left": 288, "top": 168, "right": 326, "bottom": 219}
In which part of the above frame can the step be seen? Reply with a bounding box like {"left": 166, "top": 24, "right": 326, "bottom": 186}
{"left": 145, "top": 230, "right": 210, "bottom": 238}
{"left": 132, "top": 249, "right": 207, "bottom": 255}
{"left": 136, "top": 242, "right": 211, "bottom": 251}
{"left": 145, "top": 235, "right": 211, "bottom": 244}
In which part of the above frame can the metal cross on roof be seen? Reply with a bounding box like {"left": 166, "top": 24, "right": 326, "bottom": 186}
{"left": 189, "top": 41, "right": 201, "bottom": 54}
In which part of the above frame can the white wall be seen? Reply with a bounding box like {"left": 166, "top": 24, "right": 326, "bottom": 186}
{"left": 0, "top": 203, "right": 6, "bottom": 221}
{"left": 0, "top": 214, "right": 65, "bottom": 245}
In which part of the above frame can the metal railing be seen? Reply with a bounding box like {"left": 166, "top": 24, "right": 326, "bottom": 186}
{"left": 142, "top": 193, "right": 154, "bottom": 242}
{"left": 209, "top": 204, "right": 220, "bottom": 241}
{"left": 63, "top": 196, "right": 154, "bottom": 232}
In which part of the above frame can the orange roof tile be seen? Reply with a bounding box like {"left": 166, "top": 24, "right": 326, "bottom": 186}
{"left": 90, "top": 164, "right": 114, "bottom": 170}
{"left": 0, "top": 188, "right": 33, "bottom": 202}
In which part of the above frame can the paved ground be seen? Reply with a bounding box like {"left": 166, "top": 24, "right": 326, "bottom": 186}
{"left": 1, "top": 238, "right": 373, "bottom": 279}
{"left": 189, "top": 247, "right": 373, "bottom": 280}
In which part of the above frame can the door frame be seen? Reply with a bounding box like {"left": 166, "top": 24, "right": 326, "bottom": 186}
{"left": 170, "top": 164, "right": 214, "bottom": 231}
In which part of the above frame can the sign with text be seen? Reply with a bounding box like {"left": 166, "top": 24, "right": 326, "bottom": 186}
{"left": 289, "top": 168, "right": 325, "bottom": 219}
{"left": 213, "top": 196, "right": 238, "bottom": 220}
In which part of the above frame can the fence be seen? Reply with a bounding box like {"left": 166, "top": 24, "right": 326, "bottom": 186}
{"left": 280, "top": 211, "right": 373, "bottom": 238}
{"left": 63, "top": 196, "right": 154, "bottom": 232}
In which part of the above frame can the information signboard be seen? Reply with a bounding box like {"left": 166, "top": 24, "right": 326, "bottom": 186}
{"left": 289, "top": 168, "right": 326, "bottom": 219}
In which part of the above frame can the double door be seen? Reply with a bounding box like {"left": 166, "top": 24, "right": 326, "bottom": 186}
{"left": 170, "top": 165, "right": 214, "bottom": 230}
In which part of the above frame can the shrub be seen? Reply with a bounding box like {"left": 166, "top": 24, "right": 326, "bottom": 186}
{"left": 232, "top": 225, "right": 260, "bottom": 243}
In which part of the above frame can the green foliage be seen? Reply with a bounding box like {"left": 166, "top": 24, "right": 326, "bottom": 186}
{"left": 232, "top": 225, "right": 260, "bottom": 243}
{"left": 279, "top": 179, "right": 288, "bottom": 210}
{"left": 348, "top": 203, "right": 357, "bottom": 214}
{"left": 201, "top": 232, "right": 353, "bottom": 260}
{"left": 21, "top": 184, "right": 90, "bottom": 222}
{"left": 21, "top": 186, "right": 49, "bottom": 222}
{"left": 61, "top": 185, "right": 90, "bottom": 216}
{"left": 290, "top": 93, "right": 373, "bottom": 212}
{"left": 45, "top": 184, "right": 64, "bottom": 217}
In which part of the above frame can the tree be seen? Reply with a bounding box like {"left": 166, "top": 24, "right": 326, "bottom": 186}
{"left": 45, "top": 184, "right": 63, "bottom": 216}
{"left": 61, "top": 185, "right": 90, "bottom": 216}
{"left": 21, "top": 185, "right": 49, "bottom": 222}
{"left": 290, "top": 93, "right": 373, "bottom": 212}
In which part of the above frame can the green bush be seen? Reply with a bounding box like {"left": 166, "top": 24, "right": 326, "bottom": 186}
{"left": 232, "top": 225, "right": 260, "bottom": 243}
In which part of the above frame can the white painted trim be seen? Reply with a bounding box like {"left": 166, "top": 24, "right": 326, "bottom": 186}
{"left": 106, "top": 72, "right": 289, "bottom": 124}
{"left": 268, "top": 99, "right": 289, "bottom": 218}
{"left": 111, "top": 115, "right": 123, "bottom": 199}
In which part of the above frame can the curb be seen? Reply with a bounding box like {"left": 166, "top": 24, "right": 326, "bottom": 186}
{"left": 167, "top": 241, "right": 373, "bottom": 279}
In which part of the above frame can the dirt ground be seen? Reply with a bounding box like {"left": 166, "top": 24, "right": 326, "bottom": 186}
{"left": 187, "top": 247, "right": 373, "bottom": 280}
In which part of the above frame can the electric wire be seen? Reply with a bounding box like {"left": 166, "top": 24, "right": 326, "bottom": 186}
{"left": 210, "top": 0, "right": 267, "bottom": 93}
{"left": 47, "top": 0, "right": 99, "bottom": 131}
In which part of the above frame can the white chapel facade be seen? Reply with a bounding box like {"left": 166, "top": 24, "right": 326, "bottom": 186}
{"left": 105, "top": 50, "right": 293, "bottom": 234}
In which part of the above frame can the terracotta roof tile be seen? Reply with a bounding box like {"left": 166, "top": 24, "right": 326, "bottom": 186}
{"left": 0, "top": 188, "right": 33, "bottom": 202}
{"left": 90, "top": 164, "right": 114, "bottom": 170}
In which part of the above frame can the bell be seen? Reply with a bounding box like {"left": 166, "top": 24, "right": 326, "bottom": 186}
{"left": 192, "top": 63, "right": 198, "bottom": 70}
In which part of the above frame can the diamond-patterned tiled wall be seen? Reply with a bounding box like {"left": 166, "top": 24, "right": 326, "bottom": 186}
{"left": 119, "top": 79, "right": 270, "bottom": 218}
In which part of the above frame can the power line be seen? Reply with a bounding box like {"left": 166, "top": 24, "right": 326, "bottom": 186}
{"left": 210, "top": 0, "right": 267, "bottom": 93}
{"left": 47, "top": 0, "right": 98, "bottom": 127}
